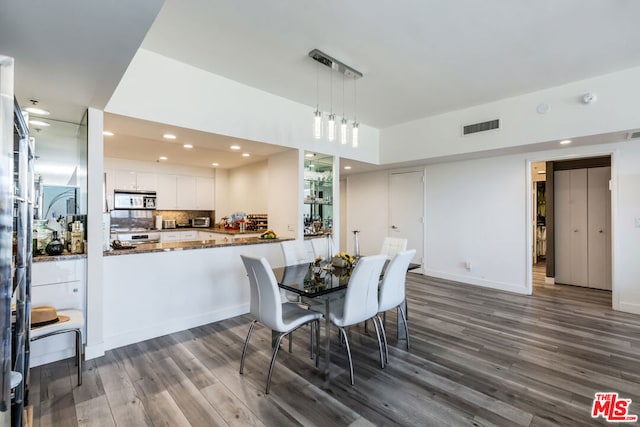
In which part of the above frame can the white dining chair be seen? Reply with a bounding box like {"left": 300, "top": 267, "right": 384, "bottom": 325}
{"left": 310, "top": 235, "right": 335, "bottom": 261}
{"left": 31, "top": 307, "right": 84, "bottom": 386}
{"left": 377, "top": 249, "right": 416, "bottom": 365}
{"left": 327, "top": 254, "right": 387, "bottom": 385}
{"left": 239, "top": 254, "right": 323, "bottom": 394}
{"left": 281, "top": 239, "right": 315, "bottom": 265}
{"left": 380, "top": 237, "right": 408, "bottom": 259}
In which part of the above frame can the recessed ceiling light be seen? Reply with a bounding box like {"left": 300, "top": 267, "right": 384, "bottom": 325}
{"left": 560, "top": 139, "right": 572, "bottom": 145}
{"left": 344, "top": 166, "right": 352, "bottom": 170}
{"left": 163, "top": 133, "right": 177, "bottom": 140}
{"left": 29, "top": 120, "right": 50, "bottom": 127}
{"left": 183, "top": 144, "right": 193, "bottom": 149}
{"left": 211, "top": 162, "right": 220, "bottom": 167}
{"left": 159, "top": 156, "right": 168, "bottom": 160}
{"left": 305, "top": 153, "right": 315, "bottom": 158}
{"left": 103, "top": 131, "right": 114, "bottom": 136}
{"left": 242, "top": 153, "right": 250, "bottom": 157}
{"left": 24, "top": 107, "right": 50, "bottom": 116}
{"left": 230, "top": 145, "right": 241, "bottom": 150}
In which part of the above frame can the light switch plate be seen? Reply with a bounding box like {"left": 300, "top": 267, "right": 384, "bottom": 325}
{"left": 635, "top": 218, "right": 640, "bottom": 228}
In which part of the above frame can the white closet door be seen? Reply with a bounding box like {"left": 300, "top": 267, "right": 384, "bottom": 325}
{"left": 587, "top": 167, "right": 611, "bottom": 290}
{"left": 555, "top": 169, "right": 588, "bottom": 286}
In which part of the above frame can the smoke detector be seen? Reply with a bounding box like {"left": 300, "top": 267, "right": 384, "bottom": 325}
{"left": 582, "top": 93, "right": 597, "bottom": 104}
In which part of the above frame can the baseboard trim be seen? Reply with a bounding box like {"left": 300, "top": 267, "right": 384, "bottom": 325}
{"left": 423, "top": 269, "right": 528, "bottom": 295}
{"left": 617, "top": 301, "right": 640, "bottom": 315}
{"left": 545, "top": 276, "right": 555, "bottom": 284}
{"left": 85, "top": 343, "right": 105, "bottom": 361}
{"left": 104, "top": 304, "right": 249, "bottom": 351}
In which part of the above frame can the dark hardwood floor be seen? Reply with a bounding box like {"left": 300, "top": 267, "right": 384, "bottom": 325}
{"left": 30, "top": 272, "right": 639, "bottom": 426}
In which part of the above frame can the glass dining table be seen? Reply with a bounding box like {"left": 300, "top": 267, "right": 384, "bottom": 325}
{"left": 271, "top": 260, "right": 419, "bottom": 377}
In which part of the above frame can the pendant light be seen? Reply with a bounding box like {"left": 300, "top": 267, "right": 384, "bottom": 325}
{"left": 327, "top": 64, "right": 336, "bottom": 142}
{"left": 352, "top": 75, "right": 359, "bottom": 148}
{"left": 340, "top": 74, "right": 348, "bottom": 144}
{"left": 308, "top": 49, "right": 362, "bottom": 146}
{"left": 313, "top": 60, "right": 323, "bottom": 139}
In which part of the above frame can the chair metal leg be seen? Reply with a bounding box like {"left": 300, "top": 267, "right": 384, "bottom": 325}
{"left": 266, "top": 333, "right": 285, "bottom": 394}
{"left": 399, "top": 305, "right": 410, "bottom": 350}
{"left": 376, "top": 314, "right": 389, "bottom": 366}
{"left": 288, "top": 332, "right": 293, "bottom": 353}
{"left": 315, "top": 320, "right": 320, "bottom": 368}
{"left": 240, "top": 320, "right": 257, "bottom": 374}
{"left": 339, "top": 327, "right": 354, "bottom": 385}
{"left": 75, "top": 329, "right": 82, "bottom": 386}
{"left": 370, "top": 316, "right": 385, "bottom": 369}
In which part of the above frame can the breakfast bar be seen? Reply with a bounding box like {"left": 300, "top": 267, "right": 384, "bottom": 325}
{"left": 102, "top": 237, "right": 290, "bottom": 351}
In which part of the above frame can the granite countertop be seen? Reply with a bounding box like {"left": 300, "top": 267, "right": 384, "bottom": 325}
{"left": 33, "top": 252, "right": 88, "bottom": 263}
{"left": 131, "top": 227, "right": 265, "bottom": 235}
{"left": 104, "top": 236, "right": 290, "bottom": 256}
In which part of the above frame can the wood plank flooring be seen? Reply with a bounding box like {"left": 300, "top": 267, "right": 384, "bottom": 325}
{"left": 29, "top": 273, "right": 639, "bottom": 426}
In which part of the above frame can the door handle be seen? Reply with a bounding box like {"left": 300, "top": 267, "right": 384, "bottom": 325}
{"left": 391, "top": 225, "right": 398, "bottom": 230}
{"left": 599, "top": 230, "right": 604, "bottom": 234}
{"left": 574, "top": 229, "right": 578, "bottom": 232}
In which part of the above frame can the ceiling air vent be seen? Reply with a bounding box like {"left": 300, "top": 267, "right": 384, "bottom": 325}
{"left": 627, "top": 130, "right": 640, "bottom": 140}
{"left": 463, "top": 119, "right": 500, "bottom": 136}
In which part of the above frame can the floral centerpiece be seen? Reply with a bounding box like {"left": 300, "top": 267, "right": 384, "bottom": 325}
{"left": 331, "top": 252, "right": 355, "bottom": 268}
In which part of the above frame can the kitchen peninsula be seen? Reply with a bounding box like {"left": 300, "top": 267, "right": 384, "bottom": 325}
{"left": 102, "top": 235, "right": 290, "bottom": 351}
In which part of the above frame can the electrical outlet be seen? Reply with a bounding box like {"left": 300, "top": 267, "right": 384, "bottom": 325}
{"left": 635, "top": 218, "right": 640, "bottom": 228}
{"left": 465, "top": 261, "right": 472, "bottom": 271}
{"left": 287, "top": 224, "right": 294, "bottom": 231}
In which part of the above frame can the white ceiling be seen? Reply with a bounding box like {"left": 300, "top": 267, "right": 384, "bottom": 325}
{"left": 142, "top": 0, "right": 640, "bottom": 128}
{"left": 3, "top": 0, "right": 640, "bottom": 172}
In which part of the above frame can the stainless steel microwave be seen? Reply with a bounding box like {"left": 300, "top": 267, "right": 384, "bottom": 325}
{"left": 113, "top": 190, "right": 157, "bottom": 210}
{"left": 192, "top": 217, "right": 210, "bottom": 228}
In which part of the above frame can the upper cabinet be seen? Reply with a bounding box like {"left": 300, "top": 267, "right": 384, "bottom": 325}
{"left": 156, "top": 174, "right": 178, "bottom": 210}
{"left": 195, "top": 177, "right": 214, "bottom": 210}
{"left": 176, "top": 175, "right": 196, "bottom": 209}
{"left": 113, "top": 170, "right": 157, "bottom": 191}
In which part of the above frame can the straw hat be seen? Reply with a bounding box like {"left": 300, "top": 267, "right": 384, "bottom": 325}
{"left": 31, "top": 306, "right": 70, "bottom": 328}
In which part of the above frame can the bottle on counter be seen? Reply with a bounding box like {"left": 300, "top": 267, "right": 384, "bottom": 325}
{"left": 70, "top": 220, "right": 84, "bottom": 254}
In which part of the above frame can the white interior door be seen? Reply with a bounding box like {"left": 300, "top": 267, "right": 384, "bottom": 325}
{"left": 587, "top": 167, "right": 612, "bottom": 290}
{"left": 389, "top": 171, "right": 424, "bottom": 270}
{"left": 555, "top": 169, "right": 588, "bottom": 287}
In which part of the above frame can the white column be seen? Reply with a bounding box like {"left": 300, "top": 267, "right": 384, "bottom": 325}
{"left": 85, "top": 108, "right": 105, "bottom": 360}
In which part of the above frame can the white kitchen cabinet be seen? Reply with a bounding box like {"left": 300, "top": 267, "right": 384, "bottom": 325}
{"left": 156, "top": 174, "right": 178, "bottom": 210}
{"left": 198, "top": 231, "right": 217, "bottom": 240}
{"left": 176, "top": 175, "right": 197, "bottom": 210}
{"left": 113, "top": 170, "right": 157, "bottom": 191}
{"left": 161, "top": 231, "right": 180, "bottom": 243}
{"left": 195, "top": 177, "right": 214, "bottom": 210}
{"left": 179, "top": 230, "right": 198, "bottom": 241}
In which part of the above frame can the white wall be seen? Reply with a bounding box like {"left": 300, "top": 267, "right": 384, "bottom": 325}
{"left": 381, "top": 66, "right": 640, "bottom": 163}
{"left": 424, "top": 155, "right": 528, "bottom": 293}
{"left": 346, "top": 139, "right": 640, "bottom": 314}
{"left": 226, "top": 161, "right": 268, "bottom": 216}
{"left": 268, "top": 150, "right": 298, "bottom": 239}
{"left": 106, "top": 49, "right": 380, "bottom": 164}
{"left": 614, "top": 141, "right": 640, "bottom": 314}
